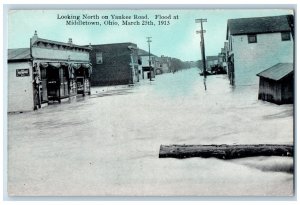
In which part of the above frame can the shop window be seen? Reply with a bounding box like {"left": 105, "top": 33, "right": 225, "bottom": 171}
{"left": 248, "top": 34, "right": 257, "bottom": 43}
{"left": 281, "top": 32, "right": 291, "bottom": 41}
{"left": 96, "top": 52, "right": 103, "bottom": 64}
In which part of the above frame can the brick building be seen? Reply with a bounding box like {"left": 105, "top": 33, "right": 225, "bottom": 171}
{"left": 90, "top": 43, "right": 140, "bottom": 86}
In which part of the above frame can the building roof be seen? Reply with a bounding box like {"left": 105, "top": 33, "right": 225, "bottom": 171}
{"left": 8, "top": 48, "right": 31, "bottom": 61}
{"left": 91, "top": 42, "right": 136, "bottom": 46}
{"left": 257, "top": 63, "right": 293, "bottom": 81}
{"left": 138, "top": 49, "right": 157, "bottom": 57}
{"left": 32, "top": 37, "right": 92, "bottom": 51}
{"left": 226, "top": 15, "right": 293, "bottom": 39}
{"left": 90, "top": 42, "right": 137, "bottom": 50}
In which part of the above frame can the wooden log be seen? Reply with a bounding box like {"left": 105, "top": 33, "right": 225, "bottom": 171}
{"left": 159, "top": 144, "right": 293, "bottom": 159}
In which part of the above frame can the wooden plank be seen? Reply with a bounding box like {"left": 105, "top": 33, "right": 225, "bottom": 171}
{"left": 159, "top": 144, "right": 293, "bottom": 159}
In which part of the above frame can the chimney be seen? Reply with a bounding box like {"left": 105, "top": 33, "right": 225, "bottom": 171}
{"left": 30, "top": 30, "right": 39, "bottom": 46}
{"left": 68, "top": 38, "right": 73, "bottom": 44}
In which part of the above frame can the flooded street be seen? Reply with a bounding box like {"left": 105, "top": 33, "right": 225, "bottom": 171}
{"left": 8, "top": 68, "right": 293, "bottom": 196}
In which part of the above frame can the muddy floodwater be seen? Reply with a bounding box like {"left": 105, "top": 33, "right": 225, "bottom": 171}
{"left": 7, "top": 68, "right": 293, "bottom": 196}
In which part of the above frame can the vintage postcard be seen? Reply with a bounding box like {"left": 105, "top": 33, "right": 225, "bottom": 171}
{"left": 6, "top": 7, "right": 294, "bottom": 197}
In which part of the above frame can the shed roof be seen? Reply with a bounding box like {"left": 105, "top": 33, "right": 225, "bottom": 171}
{"left": 8, "top": 48, "right": 31, "bottom": 61}
{"left": 257, "top": 63, "right": 293, "bottom": 81}
{"left": 227, "top": 15, "right": 293, "bottom": 39}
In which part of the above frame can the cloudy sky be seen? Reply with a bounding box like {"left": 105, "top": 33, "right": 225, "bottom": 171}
{"left": 8, "top": 9, "right": 293, "bottom": 61}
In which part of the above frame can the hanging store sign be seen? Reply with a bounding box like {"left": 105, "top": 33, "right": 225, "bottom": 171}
{"left": 16, "top": 69, "right": 30, "bottom": 77}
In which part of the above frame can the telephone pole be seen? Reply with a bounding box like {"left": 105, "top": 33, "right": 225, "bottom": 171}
{"left": 146, "top": 37, "right": 152, "bottom": 81}
{"left": 195, "top": 18, "right": 207, "bottom": 78}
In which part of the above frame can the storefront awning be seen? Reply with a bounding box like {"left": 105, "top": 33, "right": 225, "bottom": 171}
{"left": 40, "top": 62, "right": 49, "bottom": 68}
{"left": 49, "top": 63, "right": 61, "bottom": 68}
{"left": 71, "top": 63, "right": 81, "bottom": 69}
{"left": 39, "top": 62, "right": 92, "bottom": 77}
{"left": 80, "top": 63, "right": 91, "bottom": 69}
{"left": 60, "top": 62, "right": 69, "bottom": 67}
{"left": 40, "top": 62, "right": 61, "bottom": 68}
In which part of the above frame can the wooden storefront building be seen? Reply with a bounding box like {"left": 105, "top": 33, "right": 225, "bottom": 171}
{"left": 8, "top": 31, "right": 92, "bottom": 112}
{"left": 257, "top": 63, "right": 293, "bottom": 105}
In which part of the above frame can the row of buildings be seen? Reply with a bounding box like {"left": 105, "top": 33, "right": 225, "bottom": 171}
{"left": 7, "top": 32, "right": 185, "bottom": 112}
{"left": 203, "top": 14, "right": 294, "bottom": 104}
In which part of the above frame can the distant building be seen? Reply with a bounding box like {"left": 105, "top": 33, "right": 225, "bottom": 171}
{"left": 90, "top": 43, "right": 140, "bottom": 86}
{"left": 206, "top": 56, "right": 219, "bottom": 71}
{"left": 222, "top": 42, "right": 229, "bottom": 73}
{"left": 160, "top": 55, "right": 172, "bottom": 73}
{"left": 257, "top": 63, "right": 293, "bottom": 104}
{"left": 196, "top": 60, "right": 204, "bottom": 70}
{"left": 138, "top": 49, "right": 156, "bottom": 79}
{"left": 226, "top": 15, "right": 294, "bottom": 86}
{"left": 8, "top": 31, "right": 92, "bottom": 112}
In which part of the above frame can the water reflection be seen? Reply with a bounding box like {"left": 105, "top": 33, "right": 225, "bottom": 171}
{"left": 152, "top": 68, "right": 201, "bottom": 98}
{"left": 203, "top": 76, "right": 207, "bottom": 91}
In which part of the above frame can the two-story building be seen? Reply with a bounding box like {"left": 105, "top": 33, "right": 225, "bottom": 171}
{"left": 89, "top": 43, "right": 140, "bottom": 86}
{"left": 138, "top": 49, "right": 156, "bottom": 79}
{"left": 160, "top": 55, "right": 172, "bottom": 73}
{"left": 8, "top": 31, "right": 92, "bottom": 112}
{"left": 206, "top": 56, "right": 219, "bottom": 71}
{"left": 226, "top": 15, "right": 294, "bottom": 86}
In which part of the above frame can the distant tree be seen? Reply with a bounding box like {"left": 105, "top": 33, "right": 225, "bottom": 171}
{"left": 196, "top": 60, "right": 204, "bottom": 71}
{"left": 169, "top": 58, "right": 193, "bottom": 72}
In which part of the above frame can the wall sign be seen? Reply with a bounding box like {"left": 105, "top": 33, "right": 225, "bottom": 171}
{"left": 16, "top": 69, "right": 30, "bottom": 77}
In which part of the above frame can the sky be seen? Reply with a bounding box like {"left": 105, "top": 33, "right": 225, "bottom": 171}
{"left": 7, "top": 9, "right": 293, "bottom": 61}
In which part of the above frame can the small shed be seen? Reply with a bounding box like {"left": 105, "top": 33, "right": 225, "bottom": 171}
{"left": 257, "top": 63, "right": 293, "bottom": 104}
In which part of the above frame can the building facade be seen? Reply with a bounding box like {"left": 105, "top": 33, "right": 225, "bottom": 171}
{"left": 226, "top": 15, "right": 294, "bottom": 86}
{"left": 90, "top": 43, "right": 139, "bottom": 86}
{"left": 8, "top": 32, "right": 92, "bottom": 112}
{"left": 138, "top": 49, "right": 157, "bottom": 79}
{"left": 206, "top": 56, "right": 219, "bottom": 71}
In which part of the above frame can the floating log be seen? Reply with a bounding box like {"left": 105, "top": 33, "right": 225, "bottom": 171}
{"left": 159, "top": 144, "right": 293, "bottom": 159}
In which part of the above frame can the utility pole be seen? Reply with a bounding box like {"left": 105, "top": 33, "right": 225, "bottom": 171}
{"left": 147, "top": 37, "right": 152, "bottom": 81}
{"left": 195, "top": 18, "right": 207, "bottom": 78}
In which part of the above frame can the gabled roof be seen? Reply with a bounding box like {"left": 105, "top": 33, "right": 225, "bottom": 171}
{"left": 226, "top": 15, "right": 293, "bottom": 39}
{"left": 8, "top": 48, "right": 31, "bottom": 61}
{"left": 257, "top": 63, "right": 293, "bottom": 81}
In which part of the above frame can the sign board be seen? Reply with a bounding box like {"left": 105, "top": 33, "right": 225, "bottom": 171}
{"left": 16, "top": 69, "right": 30, "bottom": 77}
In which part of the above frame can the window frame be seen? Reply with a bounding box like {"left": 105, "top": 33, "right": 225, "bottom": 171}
{"left": 247, "top": 34, "right": 257, "bottom": 44}
{"left": 96, "top": 52, "right": 103, "bottom": 64}
{"left": 281, "top": 32, "right": 291, "bottom": 41}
